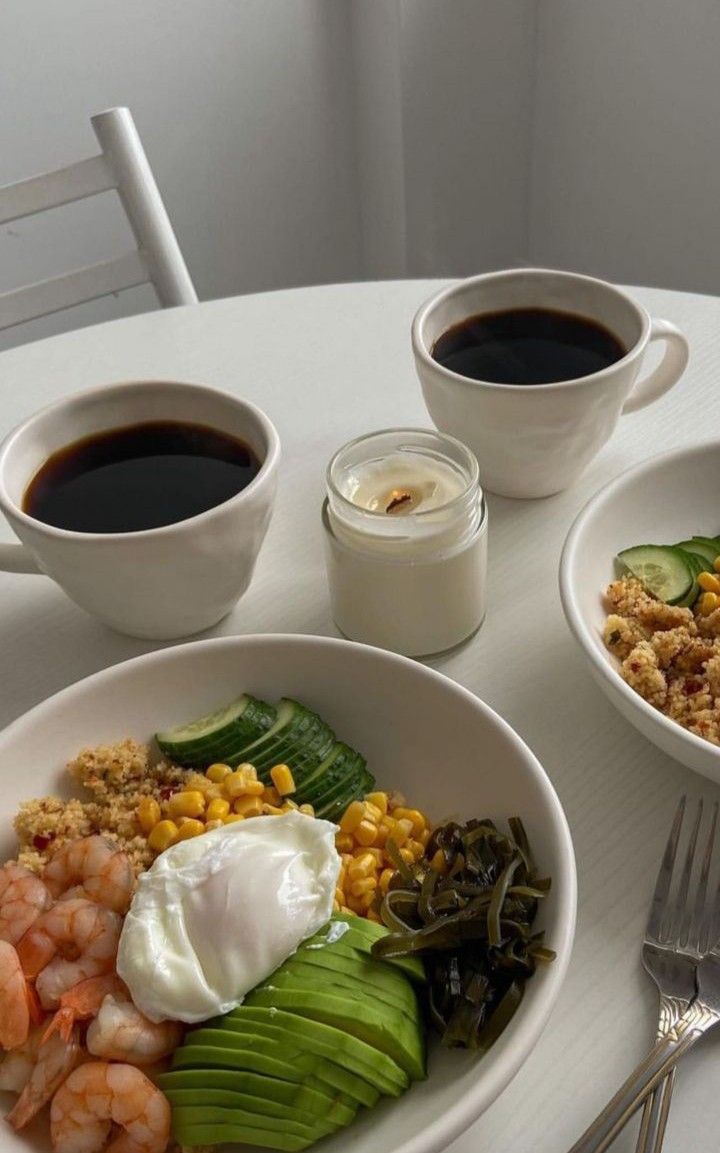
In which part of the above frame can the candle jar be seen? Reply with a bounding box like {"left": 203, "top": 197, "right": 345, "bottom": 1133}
{"left": 322, "top": 428, "right": 487, "bottom": 657}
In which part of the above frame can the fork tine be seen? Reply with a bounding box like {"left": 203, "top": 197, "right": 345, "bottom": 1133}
{"left": 685, "top": 801, "right": 717, "bottom": 952}
{"left": 672, "top": 799, "right": 703, "bottom": 942}
{"left": 646, "top": 796, "right": 686, "bottom": 943}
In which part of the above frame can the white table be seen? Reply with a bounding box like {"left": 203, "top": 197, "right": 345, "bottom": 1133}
{"left": 1, "top": 281, "right": 719, "bottom": 1152}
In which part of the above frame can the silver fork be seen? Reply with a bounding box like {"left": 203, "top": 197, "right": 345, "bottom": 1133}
{"left": 636, "top": 797, "right": 716, "bottom": 1153}
{"left": 567, "top": 796, "right": 720, "bottom": 1153}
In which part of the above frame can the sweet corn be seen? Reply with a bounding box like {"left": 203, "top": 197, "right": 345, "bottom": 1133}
{"left": 236, "top": 762, "right": 258, "bottom": 780}
{"left": 698, "top": 572, "right": 720, "bottom": 594}
{"left": 298, "top": 804, "right": 315, "bottom": 816}
{"left": 392, "top": 808, "right": 426, "bottom": 836}
{"left": 339, "top": 801, "right": 366, "bottom": 835}
{"left": 137, "top": 796, "right": 161, "bottom": 834}
{"left": 224, "top": 770, "right": 253, "bottom": 798}
{"left": 714, "top": 556, "right": 720, "bottom": 574}
{"left": 270, "top": 764, "right": 296, "bottom": 796}
{"left": 350, "top": 877, "right": 377, "bottom": 897}
{"left": 206, "top": 797, "right": 231, "bottom": 822}
{"left": 390, "top": 818, "right": 414, "bottom": 848}
{"left": 175, "top": 818, "right": 205, "bottom": 841}
{"left": 379, "top": 868, "right": 394, "bottom": 894}
{"left": 167, "top": 791, "right": 206, "bottom": 820}
{"left": 148, "top": 820, "right": 179, "bottom": 853}
{"left": 699, "top": 591, "right": 719, "bottom": 616}
{"left": 262, "top": 804, "right": 285, "bottom": 816}
{"left": 205, "top": 819, "right": 224, "bottom": 831}
{"left": 365, "top": 791, "right": 388, "bottom": 815}
{"left": 262, "top": 786, "right": 282, "bottom": 806}
{"left": 206, "top": 763, "right": 232, "bottom": 783}
{"left": 233, "top": 795, "right": 263, "bottom": 817}
{"left": 223, "top": 813, "right": 245, "bottom": 825}
{"left": 430, "top": 849, "right": 447, "bottom": 875}
{"left": 335, "top": 833, "right": 354, "bottom": 854}
{"left": 354, "top": 819, "right": 379, "bottom": 847}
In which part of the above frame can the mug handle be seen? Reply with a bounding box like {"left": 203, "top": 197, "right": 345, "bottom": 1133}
{"left": 622, "top": 317, "right": 689, "bottom": 415}
{"left": 0, "top": 542, "right": 42, "bottom": 574}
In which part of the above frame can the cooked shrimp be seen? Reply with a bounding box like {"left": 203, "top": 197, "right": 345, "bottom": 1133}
{"left": 0, "top": 861, "right": 52, "bottom": 945}
{"left": 0, "top": 1024, "right": 44, "bottom": 1093}
{"left": 50, "top": 1061, "right": 171, "bottom": 1153}
{"left": 0, "top": 940, "right": 40, "bottom": 1050}
{"left": 86, "top": 995, "right": 183, "bottom": 1067}
{"left": 43, "top": 836, "right": 134, "bottom": 915}
{"left": 16, "top": 898, "right": 122, "bottom": 1009}
{"left": 44, "top": 973, "right": 129, "bottom": 1044}
{"left": 7, "top": 1024, "right": 82, "bottom": 1131}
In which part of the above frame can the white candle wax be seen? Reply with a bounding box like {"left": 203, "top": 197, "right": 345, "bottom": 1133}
{"left": 323, "top": 429, "right": 488, "bottom": 657}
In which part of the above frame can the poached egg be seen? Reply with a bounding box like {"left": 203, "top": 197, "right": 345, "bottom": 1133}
{"left": 116, "top": 810, "right": 340, "bottom": 1023}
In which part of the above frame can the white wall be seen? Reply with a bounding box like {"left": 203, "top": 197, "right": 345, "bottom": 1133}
{"left": 0, "top": 0, "right": 362, "bottom": 350}
{"left": 529, "top": 0, "right": 720, "bottom": 293}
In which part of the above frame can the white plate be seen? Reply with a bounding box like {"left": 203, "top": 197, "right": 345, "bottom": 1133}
{"left": 560, "top": 439, "right": 720, "bottom": 781}
{"left": 0, "top": 633, "right": 576, "bottom": 1153}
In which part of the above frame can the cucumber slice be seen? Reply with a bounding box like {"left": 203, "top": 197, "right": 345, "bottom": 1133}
{"left": 155, "top": 695, "right": 276, "bottom": 766}
{"left": 315, "top": 768, "right": 374, "bottom": 821}
{"left": 674, "top": 538, "right": 720, "bottom": 567}
{"left": 300, "top": 744, "right": 365, "bottom": 803}
{"left": 617, "top": 545, "right": 693, "bottom": 604}
{"left": 675, "top": 550, "right": 704, "bottom": 608}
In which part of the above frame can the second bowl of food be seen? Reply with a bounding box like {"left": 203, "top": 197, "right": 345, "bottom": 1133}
{"left": 0, "top": 633, "right": 575, "bottom": 1153}
{"left": 560, "top": 439, "right": 720, "bottom": 781}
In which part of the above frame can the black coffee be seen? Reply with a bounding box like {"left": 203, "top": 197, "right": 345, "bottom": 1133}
{"left": 431, "top": 307, "right": 626, "bottom": 385}
{"left": 23, "top": 420, "right": 261, "bottom": 533}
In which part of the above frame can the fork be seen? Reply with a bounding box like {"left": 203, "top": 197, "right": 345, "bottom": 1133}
{"left": 635, "top": 798, "right": 716, "bottom": 1153}
{"left": 567, "top": 796, "right": 720, "bottom": 1153}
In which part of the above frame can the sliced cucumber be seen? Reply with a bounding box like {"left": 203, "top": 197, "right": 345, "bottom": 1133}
{"left": 315, "top": 768, "right": 374, "bottom": 821}
{"left": 675, "top": 550, "right": 704, "bottom": 608}
{"left": 300, "top": 744, "right": 366, "bottom": 803}
{"left": 674, "top": 538, "right": 720, "bottom": 567}
{"left": 156, "top": 695, "right": 276, "bottom": 766}
{"left": 617, "top": 545, "right": 694, "bottom": 604}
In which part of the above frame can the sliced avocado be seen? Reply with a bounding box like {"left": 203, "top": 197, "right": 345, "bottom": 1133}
{"left": 162, "top": 1075, "right": 355, "bottom": 1128}
{"left": 276, "top": 957, "right": 419, "bottom": 1022}
{"left": 292, "top": 940, "right": 420, "bottom": 1006}
{"left": 318, "top": 917, "right": 427, "bottom": 984}
{"left": 171, "top": 1104, "right": 326, "bottom": 1148}
{"left": 245, "top": 986, "right": 426, "bottom": 1081}
{"left": 219, "top": 1006, "right": 408, "bottom": 1095}
{"left": 166, "top": 1028, "right": 379, "bottom": 1107}
{"left": 170, "top": 1120, "right": 311, "bottom": 1151}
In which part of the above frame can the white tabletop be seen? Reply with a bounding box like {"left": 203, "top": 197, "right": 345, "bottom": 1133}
{"left": 2, "top": 280, "right": 720, "bottom": 1152}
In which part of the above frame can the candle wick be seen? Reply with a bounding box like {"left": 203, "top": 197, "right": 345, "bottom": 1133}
{"left": 385, "top": 490, "right": 414, "bottom": 514}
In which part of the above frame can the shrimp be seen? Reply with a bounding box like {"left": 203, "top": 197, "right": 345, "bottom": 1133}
{"left": 44, "top": 973, "right": 129, "bottom": 1044}
{"left": 6, "top": 1024, "right": 82, "bottom": 1131}
{"left": 16, "top": 898, "right": 122, "bottom": 1009}
{"left": 0, "top": 940, "right": 40, "bottom": 1050}
{"left": 0, "top": 860, "right": 52, "bottom": 944}
{"left": 0, "top": 1024, "right": 44, "bottom": 1093}
{"left": 50, "top": 1061, "right": 171, "bottom": 1153}
{"left": 43, "top": 836, "right": 134, "bottom": 915}
{"left": 86, "top": 995, "right": 184, "bottom": 1067}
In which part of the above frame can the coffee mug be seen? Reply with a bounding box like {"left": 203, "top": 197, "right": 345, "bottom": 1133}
{"left": 0, "top": 380, "right": 280, "bottom": 638}
{"left": 412, "top": 268, "right": 689, "bottom": 498}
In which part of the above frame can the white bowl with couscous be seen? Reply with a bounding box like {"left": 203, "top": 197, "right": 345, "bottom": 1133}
{"left": 0, "top": 633, "right": 575, "bottom": 1153}
{"left": 560, "top": 439, "right": 720, "bottom": 781}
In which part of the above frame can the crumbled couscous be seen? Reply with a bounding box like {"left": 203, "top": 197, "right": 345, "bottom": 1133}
{"left": 604, "top": 576, "right": 720, "bottom": 745}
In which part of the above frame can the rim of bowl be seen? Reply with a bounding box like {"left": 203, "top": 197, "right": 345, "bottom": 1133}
{"left": 411, "top": 268, "right": 650, "bottom": 392}
{"left": 559, "top": 438, "right": 720, "bottom": 763}
{"left": 0, "top": 632, "right": 577, "bottom": 1153}
{"left": 0, "top": 379, "right": 281, "bottom": 543}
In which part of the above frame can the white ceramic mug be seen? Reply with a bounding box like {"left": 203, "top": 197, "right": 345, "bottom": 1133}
{"left": 0, "top": 380, "right": 280, "bottom": 638}
{"left": 412, "top": 268, "right": 690, "bottom": 498}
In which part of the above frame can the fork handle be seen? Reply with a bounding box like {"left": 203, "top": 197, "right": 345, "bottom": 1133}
{"left": 566, "top": 1001, "right": 720, "bottom": 1153}
{"left": 635, "top": 1069, "right": 674, "bottom": 1153}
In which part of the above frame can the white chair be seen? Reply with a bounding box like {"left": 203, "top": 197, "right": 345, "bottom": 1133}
{"left": 0, "top": 107, "right": 197, "bottom": 332}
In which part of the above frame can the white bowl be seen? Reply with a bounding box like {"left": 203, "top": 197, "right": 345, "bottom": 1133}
{"left": 0, "top": 634, "right": 576, "bottom": 1153}
{"left": 560, "top": 439, "right": 720, "bottom": 781}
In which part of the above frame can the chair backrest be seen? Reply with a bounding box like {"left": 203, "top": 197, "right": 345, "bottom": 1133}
{"left": 0, "top": 107, "right": 198, "bottom": 332}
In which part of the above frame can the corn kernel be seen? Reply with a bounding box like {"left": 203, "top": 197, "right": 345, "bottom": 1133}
{"left": 365, "top": 791, "right": 388, "bottom": 815}
{"left": 354, "top": 819, "right": 379, "bottom": 847}
{"left": 430, "top": 849, "right": 447, "bottom": 874}
{"left": 698, "top": 572, "right": 720, "bottom": 594}
{"left": 203, "top": 784, "right": 225, "bottom": 801}
{"left": 333, "top": 899, "right": 341, "bottom": 912}
{"left": 236, "top": 762, "right": 257, "bottom": 780}
{"left": 379, "top": 868, "right": 394, "bottom": 894}
{"left": 262, "top": 804, "right": 285, "bottom": 816}
{"left": 299, "top": 804, "right": 315, "bottom": 816}
{"left": 167, "top": 791, "right": 206, "bottom": 820}
{"left": 714, "top": 556, "right": 720, "bottom": 574}
{"left": 359, "top": 891, "right": 376, "bottom": 911}
{"left": 408, "top": 839, "right": 425, "bottom": 860}
{"left": 175, "top": 818, "right": 204, "bottom": 841}
{"left": 205, "top": 819, "right": 224, "bottom": 831}
{"left": 348, "top": 853, "right": 376, "bottom": 879}
{"left": 137, "top": 796, "right": 161, "bottom": 834}
{"left": 270, "top": 764, "right": 296, "bottom": 796}
{"left": 148, "top": 820, "right": 179, "bottom": 852}
{"left": 233, "top": 795, "right": 263, "bottom": 817}
{"left": 340, "top": 905, "right": 354, "bottom": 916}
{"left": 339, "top": 801, "right": 366, "bottom": 834}
{"left": 223, "top": 771, "right": 251, "bottom": 798}
{"left": 262, "top": 786, "right": 282, "bottom": 806}
{"left": 363, "top": 801, "right": 383, "bottom": 823}
{"left": 206, "top": 763, "right": 232, "bottom": 783}
{"left": 390, "top": 818, "right": 414, "bottom": 848}
{"left": 281, "top": 800, "right": 299, "bottom": 812}
{"left": 335, "top": 834, "right": 354, "bottom": 854}
{"left": 206, "top": 797, "right": 231, "bottom": 822}
{"left": 399, "top": 847, "right": 415, "bottom": 866}
{"left": 699, "top": 591, "right": 719, "bottom": 616}
{"left": 350, "top": 877, "right": 378, "bottom": 897}
{"left": 366, "top": 908, "right": 383, "bottom": 923}
{"left": 419, "top": 827, "right": 432, "bottom": 847}
{"left": 392, "top": 807, "right": 426, "bottom": 836}
{"left": 223, "top": 813, "right": 244, "bottom": 825}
